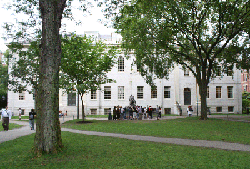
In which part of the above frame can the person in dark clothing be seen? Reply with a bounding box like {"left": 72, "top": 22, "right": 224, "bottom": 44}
{"left": 113, "top": 106, "right": 117, "bottom": 120}
{"left": 29, "top": 109, "right": 36, "bottom": 130}
{"left": 117, "top": 106, "right": 120, "bottom": 120}
{"left": 148, "top": 106, "right": 153, "bottom": 119}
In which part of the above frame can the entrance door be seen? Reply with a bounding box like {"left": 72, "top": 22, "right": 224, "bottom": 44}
{"left": 184, "top": 88, "right": 191, "bottom": 105}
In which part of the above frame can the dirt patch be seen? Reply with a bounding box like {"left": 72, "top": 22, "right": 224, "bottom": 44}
{"left": 76, "top": 121, "right": 93, "bottom": 124}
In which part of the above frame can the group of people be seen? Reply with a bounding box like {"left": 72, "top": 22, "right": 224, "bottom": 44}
{"left": 111, "top": 105, "right": 161, "bottom": 120}
{"left": 1, "top": 106, "right": 36, "bottom": 131}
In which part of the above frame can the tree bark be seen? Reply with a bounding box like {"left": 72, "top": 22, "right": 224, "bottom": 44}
{"left": 81, "top": 98, "right": 85, "bottom": 121}
{"left": 34, "top": 0, "right": 66, "bottom": 155}
{"left": 199, "top": 67, "right": 208, "bottom": 120}
{"left": 81, "top": 95, "right": 85, "bottom": 121}
{"left": 199, "top": 82, "right": 208, "bottom": 120}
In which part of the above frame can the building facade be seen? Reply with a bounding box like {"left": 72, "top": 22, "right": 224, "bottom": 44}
{"left": 241, "top": 70, "right": 250, "bottom": 92}
{"left": 7, "top": 33, "right": 242, "bottom": 116}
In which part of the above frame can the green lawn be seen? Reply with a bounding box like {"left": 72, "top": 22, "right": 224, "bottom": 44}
{"left": 0, "top": 132, "right": 250, "bottom": 169}
{"left": 62, "top": 117, "right": 250, "bottom": 145}
{"left": 11, "top": 116, "right": 29, "bottom": 119}
{"left": 0, "top": 122, "right": 23, "bottom": 131}
{"left": 86, "top": 115, "right": 109, "bottom": 118}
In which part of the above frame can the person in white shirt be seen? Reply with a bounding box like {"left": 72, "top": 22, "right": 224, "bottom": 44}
{"left": 1, "top": 106, "right": 12, "bottom": 131}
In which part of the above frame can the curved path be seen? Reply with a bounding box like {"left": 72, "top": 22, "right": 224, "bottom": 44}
{"left": 1, "top": 116, "right": 250, "bottom": 152}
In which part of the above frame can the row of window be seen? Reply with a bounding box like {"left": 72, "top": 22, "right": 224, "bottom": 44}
{"left": 89, "top": 106, "right": 234, "bottom": 115}
{"left": 118, "top": 57, "right": 234, "bottom": 78}
{"left": 208, "top": 86, "right": 234, "bottom": 99}
{"left": 217, "top": 106, "right": 234, "bottom": 112}
{"left": 91, "top": 86, "right": 172, "bottom": 100}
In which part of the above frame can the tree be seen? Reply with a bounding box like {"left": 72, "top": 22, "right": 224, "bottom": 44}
{"left": 242, "top": 91, "right": 250, "bottom": 114}
{"left": 7, "top": 40, "right": 40, "bottom": 110}
{"left": 111, "top": 0, "right": 250, "bottom": 120}
{"left": 33, "top": 0, "right": 66, "bottom": 155}
{"left": 0, "top": 55, "right": 8, "bottom": 109}
{"left": 60, "top": 34, "right": 117, "bottom": 121}
{"left": 4, "top": 0, "right": 111, "bottom": 155}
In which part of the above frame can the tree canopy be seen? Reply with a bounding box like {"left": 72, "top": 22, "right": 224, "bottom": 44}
{"left": 112, "top": 0, "right": 250, "bottom": 119}
{"left": 60, "top": 34, "right": 117, "bottom": 119}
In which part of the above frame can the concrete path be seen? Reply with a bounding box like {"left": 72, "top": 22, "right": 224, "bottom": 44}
{"left": 1, "top": 115, "right": 250, "bottom": 152}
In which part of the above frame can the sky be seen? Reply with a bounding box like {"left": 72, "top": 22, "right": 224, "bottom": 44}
{"left": 0, "top": 0, "right": 116, "bottom": 53}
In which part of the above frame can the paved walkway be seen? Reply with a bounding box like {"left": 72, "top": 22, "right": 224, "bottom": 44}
{"left": 1, "top": 115, "right": 250, "bottom": 152}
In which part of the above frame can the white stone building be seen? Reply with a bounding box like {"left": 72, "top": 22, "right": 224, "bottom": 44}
{"left": 7, "top": 32, "right": 242, "bottom": 116}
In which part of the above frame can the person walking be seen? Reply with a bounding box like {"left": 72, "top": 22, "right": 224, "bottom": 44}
{"left": 1, "top": 106, "right": 12, "bottom": 131}
{"left": 29, "top": 109, "right": 36, "bottom": 130}
{"left": 18, "top": 108, "right": 22, "bottom": 120}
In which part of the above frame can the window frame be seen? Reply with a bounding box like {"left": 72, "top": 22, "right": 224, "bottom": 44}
{"left": 118, "top": 56, "right": 124, "bottom": 72}
{"left": 216, "top": 86, "right": 222, "bottom": 98}
{"left": 118, "top": 86, "right": 125, "bottom": 100}
{"left": 104, "top": 86, "right": 111, "bottom": 100}
{"left": 137, "top": 86, "right": 144, "bottom": 99}
{"left": 19, "top": 91, "right": 25, "bottom": 100}
{"left": 227, "top": 86, "right": 233, "bottom": 99}
{"left": 164, "top": 86, "right": 171, "bottom": 98}
{"left": 68, "top": 92, "right": 76, "bottom": 106}
{"left": 91, "top": 89, "right": 97, "bottom": 100}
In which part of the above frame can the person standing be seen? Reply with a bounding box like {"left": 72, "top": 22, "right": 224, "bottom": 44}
{"left": 29, "top": 109, "right": 36, "bottom": 130}
{"left": 18, "top": 108, "right": 22, "bottom": 120}
{"left": 113, "top": 106, "right": 117, "bottom": 120}
{"left": 117, "top": 106, "right": 121, "bottom": 120}
{"left": 1, "top": 106, "right": 11, "bottom": 131}
{"left": 148, "top": 106, "right": 153, "bottom": 119}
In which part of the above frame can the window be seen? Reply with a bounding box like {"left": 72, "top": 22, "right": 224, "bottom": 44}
{"left": 164, "top": 86, "right": 171, "bottom": 98}
{"left": 216, "top": 107, "right": 222, "bottom": 112}
{"left": 90, "top": 109, "right": 97, "bottom": 115}
{"left": 227, "top": 67, "right": 233, "bottom": 76}
{"left": 137, "top": 86, "right": 144, "bottom": 99}
{"left": 216, "top": 66, "right": 221, "bottom": 76}
{"left": 207, "top": 86, "right": 209, "bottom": 98}
{"left": 104, "top": 108, "right": 111, "bottom": 115}
{"left": 164, "top": 108, "right": 171, "bottom": 115}
{"left": 184, "top": 69, "right": 189, "bottom": 76}
{"left": 151, "top": 87, "right": 157, "bottom": 99}
{"left": 19, "top": 91, "right": 25, "bottom": 100}
{"left": 118, "top": 86, "right": 124, "bottom": 100}
{"left": 228, "top": 106, "right": 234, "bottom": 112}
{"left": 104, "top": 86, "right": 111, "bottom": 99}
{"left": 91, "top": 89, "right": 97, "bottom": 100}
{"left": 118, "top": 56, "right": 124, "bottom": 72}
{"left": 216, "top": 86, "right": 222, "bottom": 98}
{"left": 68, "top": 93, "right": 76, "bottom": 106}
{"left": 184, "top": 88, "right": 191, "bottom": 105}
{"left": 227, "top": 86, "right": 233, "bottom": 98}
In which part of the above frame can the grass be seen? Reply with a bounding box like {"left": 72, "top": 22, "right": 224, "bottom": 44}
{"left": 211, "top": 113, "right": 248, "bottom": 116}
{"left": 0, "top": 122, "right": 23, "bottom": 131}
{"left": 86, "top": 115, "right": 109, "bottom": 118}
{"left": 11, "top": 116, "right": 29, "bottom": 119}
{"left": 1, "top": 132, "right": 250, "bottom": 168}
{"left": 62, "top": 117, "right": 250, "bottom": 145}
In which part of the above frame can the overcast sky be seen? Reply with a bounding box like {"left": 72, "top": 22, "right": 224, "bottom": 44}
{"left": 0, "top": 0, "right": 115, "bottom": 53}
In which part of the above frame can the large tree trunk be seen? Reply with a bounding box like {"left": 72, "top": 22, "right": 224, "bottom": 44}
{"left": 199, "top": 68, "right": 208, "bottom": 120}
{"left": 200, "top": 82, "right": 208, "bottom": 120}
{"left": 34, "top": 0, "right": 66, "bottom": 155}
